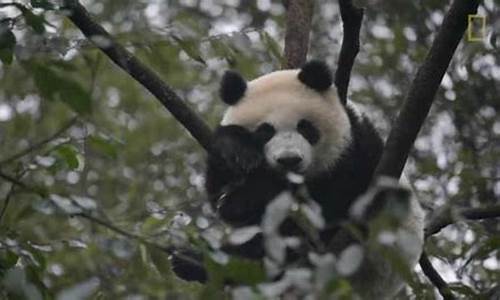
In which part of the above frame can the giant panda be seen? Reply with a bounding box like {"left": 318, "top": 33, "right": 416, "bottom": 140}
{"left": 172, "top": 60, "right": 424, "bottom": 299}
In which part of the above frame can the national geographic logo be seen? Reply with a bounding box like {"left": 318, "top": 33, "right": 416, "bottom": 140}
{"left": 467, "top": 14, "right": 486, "bottom": 42}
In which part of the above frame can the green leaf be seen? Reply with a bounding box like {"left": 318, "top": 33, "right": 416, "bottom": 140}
{"left": 172, "top": 35, "right": 206, "bottom": 65}
{"left": 148, "top": 246, "right": 173, "bottom": 278}
{"left": 31, "top": 63, "right": 92, "bottom": 114}
{"left": 23, "top": 10, "right": 45, "bottom": 34}
{"left": 55, "top": 145, "right": 79, "bottom": 170}
{"left": 58, "top": 77, "right": 92, "bottom": 114}
{"left": 205, "top": 256, "right": 266, "bottom": 286}
{"left": 0, "top": 27, "right": 16, "bottom": 65}
{"left": 0, "top": 251, "right": 19, "bottom": 272}
{"left": 27, "top": 246, "right": 47, "bottom": 271}
{"left": 50, "top": 60, "right": 78, "bottom": 72}
{"left": 209, "top": 38, "right": 234, "bottom": 60}
{"left": 449, "top": 283, "right": 478, "bottom": 297}
{"left": 87, "top": 136, "right": 118, "bottom": 159}
{"left": 260, "top": 31, "right": 284, "bottom": 65}
{"left": 30, "top": 0, "right": 55, "bottom": 10}
{"left": 32, "top": 64, "right": 61, "bottom": 100}
{"left": 324, "top": 278, "right": 353, "bottom": 298}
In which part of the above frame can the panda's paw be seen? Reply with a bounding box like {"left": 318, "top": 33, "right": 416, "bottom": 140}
{"left": 350, "top": 178, "right": 411, "bottom": 226}
{"left": 170, "top": 249, "right": 207, "bottom": 283}
{"left": 212, "top": 125, "right": 265, "bottom": 174}
{"left": 223, "top": 144, "right": 264, "bottom": 174}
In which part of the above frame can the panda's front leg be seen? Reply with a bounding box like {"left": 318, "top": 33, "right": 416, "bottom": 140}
{"left": 208, "top": 125, "right": 265, "bottom": 177}
{"left": 206, "top": 125, "right": 287, "bottom": 227}
{"left": 170, "top": 125, "right": 286, "bottom": 283}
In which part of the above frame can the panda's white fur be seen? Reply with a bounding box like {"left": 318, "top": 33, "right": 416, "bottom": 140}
{"left": 349, "top": 178, "right": 425, "bottom": 298}
{"left": 218, "top": 69, "right": 425, "bottom": 298}
{"left": 221, "top": 70, "right": 351, "bottom": 175}
{"left": 148, "top": 62, "right": 429, "bottom": 299}
{"left": 219, "top": 69, "right": 425, "bottom": 298}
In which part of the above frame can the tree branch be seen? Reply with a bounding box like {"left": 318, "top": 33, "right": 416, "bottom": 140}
{"left": 0, "top": 170, "right": 42, "bottom": 196}
{"left": 0, "top": 170, "right": 203, "bottom": 267}
{"left": 0, "top": 117, "right": 78, "bottom": 166}
{"left": 75, "top": 212, "right": 169, "bottom": 251}
{"left": 374, "top": 0, "right": 480, "bottom": 179}
{"left": 282, "top": 0, "right": 315, "bottom": 69}
{"left": 334, "top": 0, "right": 364, "bottom": 104}
{"left": 425, "top": 205, "right": 500, "bottom": 238}
{"left": 0, "top": 184, "right": 16, "bottom": 223}
{"left": 75, "top": 212, "right": 203, "bottom": 267}
{"left": 421, "top": 204, "right": 500, "bottom": 296}
{"left": 61, "top": 0, "right": 212, "bottom": 152}
{"left": 368, "top": 1, "right": 480, "bottom": 296}
{"left": 419, "top": 251, "right": 456, "bottom": 300}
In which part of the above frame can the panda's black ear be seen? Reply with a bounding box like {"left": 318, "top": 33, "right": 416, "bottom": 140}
{"left": 297, "top": 60, "right": 333, "bottom": 92}
{"left": 219, "top": 71, "right": 247, "bottom": 105}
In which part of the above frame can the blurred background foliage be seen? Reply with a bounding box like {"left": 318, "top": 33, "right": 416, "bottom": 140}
{"left": 0, "top": 0, "right": 499, "bottom": 299}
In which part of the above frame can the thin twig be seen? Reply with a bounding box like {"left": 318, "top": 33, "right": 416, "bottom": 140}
{"left": 419, "top": 251, "right": 456, "bottom": 300}
{"left": 61, "top": 0, "right": 212, "bottom": 151}
{"left": 334, "top": 0, "right": 364, "bottom": 104}
{"left": 0, "top": 117, "right": 78, "bottom": 166}
{"left": 75, "top": 212, "right": 203, "bottom": 267}
{"left": 75, "top": 212, "right": 165, "bottom": 249}
{"left": 425, "top": 205, "right": 500, "bottom": 238}
{"left": 282, "top": 0, "right": 315, "bottom": 69}
{"left": 0, "top": 170, "right": 203, "bottom": 267}
{"left": 0, "top": 184, "right": 16, "bottom": 223}
{"left": 0, "top": 170, "right": 42, "bottom": 195}
{"left": 0, "top": 168, "right": 29, "bottom": 223}
{"left": 374, "top": 0, "right": 480, "bottom": 179}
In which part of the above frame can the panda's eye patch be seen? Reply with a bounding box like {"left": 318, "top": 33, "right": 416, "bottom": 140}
{"left": 254, "top": 123, "right": 275, "bottom": 143}
{"left": 297, "top": 119, "right": 320, "bottom": 145}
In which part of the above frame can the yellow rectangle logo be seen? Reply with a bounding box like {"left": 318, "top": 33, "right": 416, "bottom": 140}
{"left": 467, "top": 14, "right": 486, "bottom": 42}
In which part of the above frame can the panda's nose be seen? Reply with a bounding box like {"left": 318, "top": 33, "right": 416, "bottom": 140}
{"left": 277, "top": 156, "right": 302, "bottom": 169}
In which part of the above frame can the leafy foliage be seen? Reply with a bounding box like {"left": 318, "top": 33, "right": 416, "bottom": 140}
{"left": 0, "top": 27, "right": 16, "bottom": 65}
{"left": 0, "top": 0, "right": 498, "bottom": 299}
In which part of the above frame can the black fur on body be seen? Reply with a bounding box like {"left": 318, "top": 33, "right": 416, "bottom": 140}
{"left": 171, "top": 61, "right": 384, "bottom": 283}
{"left": 206, "top": 106, "right": 383, "bottom": 227}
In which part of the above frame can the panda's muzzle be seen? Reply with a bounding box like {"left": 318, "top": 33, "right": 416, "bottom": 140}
{"left": 264, "top": 131, "right": 313, "bottom": 173}
{"left": 277, "top": 155, "right": 303, "bottom": 170}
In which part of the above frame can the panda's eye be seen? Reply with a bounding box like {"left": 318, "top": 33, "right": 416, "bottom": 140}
{"left": 254, "top": 123, "right": 275, "bottom": 143}
{"left": 297, "top": 119, "right": 320, "bottom": 145}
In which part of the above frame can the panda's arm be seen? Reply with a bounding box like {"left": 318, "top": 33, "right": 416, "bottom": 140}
{"left": 207, "top": 125, "right": 264, "bottom": 184}
{"left": 206, "top": 125, "right": 287, "bottom": 227}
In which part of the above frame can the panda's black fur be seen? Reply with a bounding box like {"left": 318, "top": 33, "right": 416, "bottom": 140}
{"left": 172, "top": 61, "right": 388, "bottom": 285}
{"left": 205, "top": 108, "right": 383, "bottom": 227}
{"left": 307, "top": 106, "right": 384, "bottom": 222}
{"left": 208, "top": 60, "right": 383, "bottom": 228}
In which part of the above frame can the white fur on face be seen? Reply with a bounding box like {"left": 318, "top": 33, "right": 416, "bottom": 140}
{"left": 264, "top": 131, "right": 312, "bottom": 172}
{"left": 221, "top": 70, "right": 352, "bottom": 175}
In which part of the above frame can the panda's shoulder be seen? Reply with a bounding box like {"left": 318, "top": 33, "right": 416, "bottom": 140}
{"left": 344, "top": 102, "right": 383, "bottom": 146}
{"left": 345, "top": 101, "right": 372, "bottom": 125}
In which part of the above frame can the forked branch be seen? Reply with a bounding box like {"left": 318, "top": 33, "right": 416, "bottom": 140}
{"left": 334, "top": 0, "right": 364, "bottom": 103}
{"left": 374, "top": 0, "right": 480, "bottom": 179}
{"left": 61, "top": 0, "right": 212, "bottom": 151}
{"left": 425, "top": 204, "right": 500, "bottom": 238}
{"left": 419, "top": 252, "right": 456, "bottom": 300}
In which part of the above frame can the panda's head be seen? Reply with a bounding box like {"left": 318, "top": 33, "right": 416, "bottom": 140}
{"left": 219, "top": 60, "right": 351, "bottom": 176}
